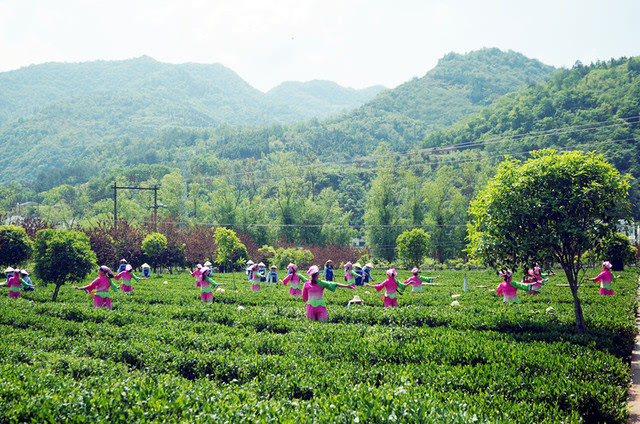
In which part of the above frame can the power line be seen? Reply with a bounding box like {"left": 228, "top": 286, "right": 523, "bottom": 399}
{"left": 69, "top": 136, "right": 638, "bottom": 230}
{"left": 196, "top": 115, "right": 640, "bottom": 181}
{"left": 207, "top": 135, "right": 639, "bottom": 186}
{"left": 124, "top": 219, "right": 468, "bottom": 229}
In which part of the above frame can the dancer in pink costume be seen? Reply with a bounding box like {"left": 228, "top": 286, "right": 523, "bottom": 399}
{"left": 115, "top": 264, "right": 143, "bottom": 292}
{"left": 525, "top": 266, "right": 549, "bottom": 295}
{"left": 199, "top": 266, "right": 227, "bottom": 302}
{"left": 248, "top": 264, "right": 262, "bottom": 291}
{"left": 191, "top": 263, "right": 203, "bottom": 287}
{"left": 532, "top": 263, "right": 554, "bottom": 291}
{"left": 302, "top": 265, "right": 353, "bottom": 321}
{"left": 282, "top": 263, "right": 305, "bottom": 296}
{"left": 343, "top": 262, "right": 358, "bottom": 286}
{"left": 496, "top": 270, "right": 539, "bottom": 304}
{"left": 583, "top": 261, "right": 620, "bottom": 295}
{"left": 365, "top": 268, "right": 410, "bottom": 307}
{"left": 5, "top": 269, "right": 30, "bottom": 298}
{"left": 403, "top": 267, "right": 440, "bottom": 294}
{"left": 73, "top": 266, "right": 118, "bottom": 309}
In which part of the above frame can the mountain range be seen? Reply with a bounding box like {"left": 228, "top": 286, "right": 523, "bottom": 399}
{"left": 0, "top": 48, "right": 556, "bottom": 183}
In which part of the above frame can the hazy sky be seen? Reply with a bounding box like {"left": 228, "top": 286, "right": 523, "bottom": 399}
{"left": 1, "top": 0, "right": 638, "bottom": 92}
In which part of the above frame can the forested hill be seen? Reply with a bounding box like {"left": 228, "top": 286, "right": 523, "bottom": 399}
{"left": 348, "top": 48, "right": 556, "bottom": 128}
{"left": 423, "top": 56, "right": 640, "bottom": 216}
{"left": 3, "top": 54, "right": 639, "bottom": 258}
{"left": 109, "top": 48, "right": 557, "bottom": 163}
{"left": 196, "top": 48, "right": 557, "bottom": 159}
{"left": 0, "top": 57, "right": 383, "bottom": 182}
{"left": 266, "top": 80, "right": 386, "bottom": 121}
{"left": 292, "top": 48, "right": 557, "bottom": 155}
{"left": 0, "top": 56, "right": 383, "bottom": 128}
{"left": 0, "top": 48, "right": 555, "bottom": 184}
{"left": 0, "top": 56, "right": 267, "bottom": 127}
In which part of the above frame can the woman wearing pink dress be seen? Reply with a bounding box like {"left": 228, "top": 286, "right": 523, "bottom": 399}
{"left": 282, "top": 263, "right": 305, "bottom": 296}
{"left": 365, "top": 268, "right": 410, "bottom": 307}
{"left": 302, "top": 265, "right": 353, "bottom": 321}
{"left": 198, "top": 266, "right": 227, "bottom": 302}
{"left": 496, "top": 269, "right": 539, "bottom": 304}
{"left": 115, "top": 264, "right": 143, "bottom": 292}
{"left": 583, "top": 261, "right": 620, "bottom": 295}
{"left": 73, "top": 266, "right": 118, "bottom": 309}
{"left": 403, "top": 267, "right": 440, "bottom": 294}
{"left": 248, "top": 264, "right": 262, "bottom": 291}
{"left": 5, "top": 269, "right": 30, "bottom": 299}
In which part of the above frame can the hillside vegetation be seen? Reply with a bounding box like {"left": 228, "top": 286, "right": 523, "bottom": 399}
{"left": 3, "top": 52, "right": 638, "bottom": 264}
{"left": 0, "top": 48, "right": 554, "bottom": 183}
{"left": 424, "top": 56, "right": 640, "bottom": 215}
{"left": 0, "top": 56, "right": 383, "bottom": 183}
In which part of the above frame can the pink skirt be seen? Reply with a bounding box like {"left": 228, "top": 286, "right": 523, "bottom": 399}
{"left": 383, "top": 297, "right": 398, "bottom": 308}
{"left": 252, "top": 284, "right": 260, "bottom": 291}
{"left": 289, "top": 288, "right": 302, "bottom": 296}
{"left": 306, "top": 304, "right": 328, "bottom": 322}
{"left": 201, "top": 292, "right": 213, "bottom": 302}
{"left": 8, "top": 290, "right": 21, "bottom": 299}
{"left": 121, "top": 284, "right": 133, "bottom": 292}
{"left": 93, "top": 295, "right": 112, "bottom": 309}
{"left": 600, "top": 287, "right": 615, "bottom": 295}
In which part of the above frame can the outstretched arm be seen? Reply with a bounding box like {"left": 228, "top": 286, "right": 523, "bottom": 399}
{"left": 203, "top": 275, "right": 219, "bottom": 288}
{"left": 394, "top": 279, "right": 410, "bottom": 291}
{"left": 19, "top": 277, "right": 30, "bottom": 289}
{"left": 73, "top": 277, "right": 99, "bottom": 291}
{"left": 510, "top": 280, "right": 539, "bottom": 293}
{"left": 108, "top": 277, "right": 119, "bottom": 292}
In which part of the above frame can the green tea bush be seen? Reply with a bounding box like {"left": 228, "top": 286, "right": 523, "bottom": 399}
{"left": 0, "top": 268, "right": 637, "bottom": 422}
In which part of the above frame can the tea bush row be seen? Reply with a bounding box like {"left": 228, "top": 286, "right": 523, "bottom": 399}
{"left": 0, "top": 268, "right": 637, "bottom": 422}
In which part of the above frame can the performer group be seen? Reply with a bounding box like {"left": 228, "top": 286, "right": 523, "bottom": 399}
{"left": 3, "top": 253, "right": 622, "bottom": 320}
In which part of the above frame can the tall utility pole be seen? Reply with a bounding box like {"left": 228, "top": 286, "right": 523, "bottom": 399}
{"left": 112, "top": 184, "right": 160, "bottom": 230}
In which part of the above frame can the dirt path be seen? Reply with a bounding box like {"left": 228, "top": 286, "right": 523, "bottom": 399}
{"left": 628, "top": 278, "right": 640, "bottom": 423}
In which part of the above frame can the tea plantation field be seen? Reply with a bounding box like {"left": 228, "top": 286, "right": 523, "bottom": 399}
{"left": 0, "top": 268, "right": 638, "bottom": 423}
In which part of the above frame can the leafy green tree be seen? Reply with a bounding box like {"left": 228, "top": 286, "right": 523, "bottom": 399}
{"left": 365, "top": 143, "right": 401, "bottom": 262}
{"left": 33, "top": 229, "right": 97, "bottom": 301}
{"left": 213, "top": 227, "right": 248, "bottom": 271}
{"left": 298, "top": 198, "right": 326, "bottom": 245}
{"left": 319, "top": 190, "right": 356, "bottom": 246}
{"left": 155, "top": 219, "right": 187, "bottom": 274}
{"left": 0, "top": 183, "right": 26, "bottom": 215}
{"left": 159, "top": 171, "right": 185, "bottom": 218}
{"left": 0, "top": 225, "right": 32, "bottom": 267}
{"left": 275, "top": 175, "right": 304, "bottom": 243}
{"left": 595, "top": 232, "right": 638, "bottom": 271}
{"left": 142, "top": 232, "right": 168, "bottom": 272}
{"left": 424, "top": 166, "right": 467, "bottom": 262}
{"left": 235, "top": 197, "right": 277, "bottom": 248}
{"left": 272, "top": 247, "right": 314, "bottom": 270}
{"left": 400, "top": 168, "right": 425, "bottom": 227}
{"left": 467, "top": 150, "right": 631, "bottom": 333}
{"left": 208, "top": 178, "right": 241, "bottom": 228}
{"left": 256, "top": 245, "right": 277, "bottom": 267}
{"left": 187, "top": 182, "right": 202, "bottom": 219}
{"left": 396, "top": 228, "right": 431, "bottom": 268}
